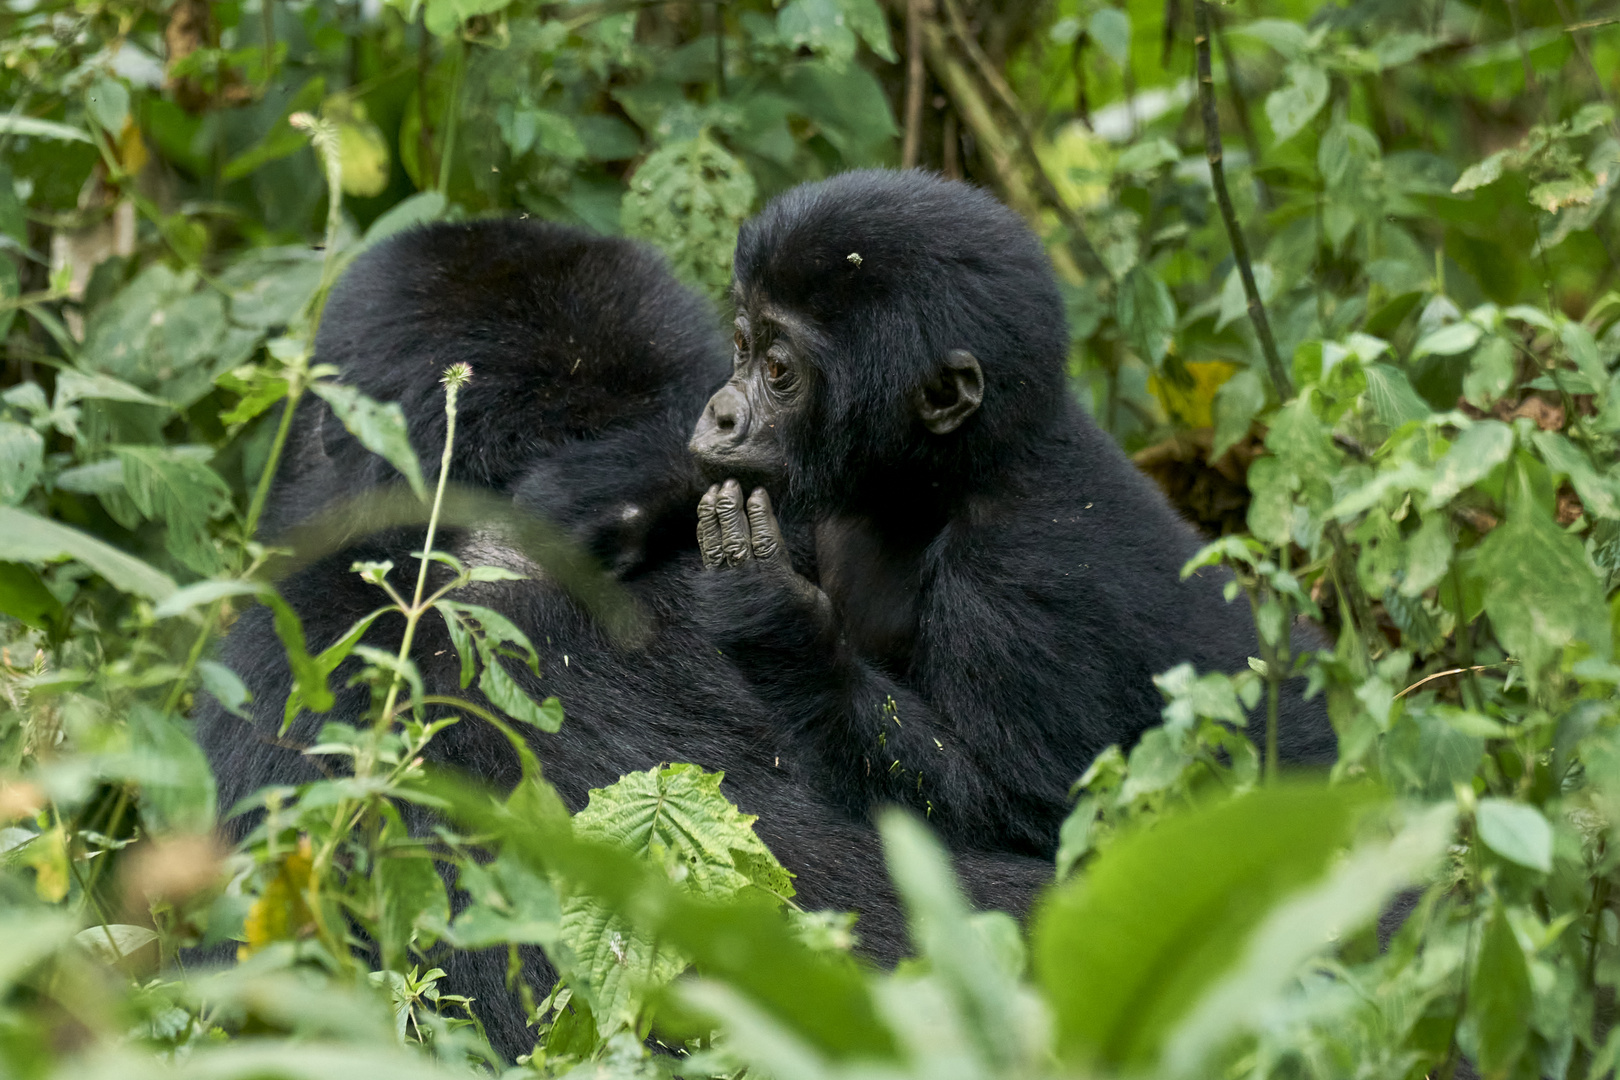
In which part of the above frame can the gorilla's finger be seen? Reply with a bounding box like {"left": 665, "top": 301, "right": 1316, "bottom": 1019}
{"left": 746, "top": 488, "right": 784, "bottom": 561}
{"left": 716, "top": 479, "right": 752, "bottom": 564}
{"left": 697, "top": 485, "right": 724, "bottom": 569}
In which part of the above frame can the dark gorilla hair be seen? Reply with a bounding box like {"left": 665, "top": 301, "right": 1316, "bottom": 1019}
{"left": 264, "top": 221, "right": 725, "bottom": 539}
{"left": 731, "top": 175, "right": 1069, "bottom": 501}
{"left": 691, "top": 170, "right": 1338, "bottom": 860}
{"left": 196, "top": 216, "right": 1052, "bottom": 1062}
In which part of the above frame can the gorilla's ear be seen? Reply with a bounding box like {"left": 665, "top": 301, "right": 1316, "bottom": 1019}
{"left": 913, "top": 349, "right": 984, "bottom": 435}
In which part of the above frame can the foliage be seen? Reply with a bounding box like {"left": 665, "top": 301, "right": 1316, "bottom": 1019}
{"left": 1, "top": 0, "right": 1619, "bottom": 1077}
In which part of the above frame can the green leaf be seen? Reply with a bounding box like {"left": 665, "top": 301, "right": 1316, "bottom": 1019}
{"left": 112, "top": 445, "right": 233, "bottom": 575}
{"left": 0, "top": 561, "right": 62, "bottom": 629}
{"left": 1463, "top": 336, "right": 1516, "bottom": 407}
{"left": 840, "top": 0, "right": 897, "bottom": 62}
{"left": 1362, "top": 362, "right": 1432, "bottom": 426}
{"left": 1452, "top": 148, "right": 1509, "bottom": 192}
{"left": 563, "top": 764, "right": 793, "bottom": 1036}
{"left": 1413, "top": 320, "right": 1482, "bottom": 358}
{"left": 1117, "top": 265, "right": 1176, "bottom": 366}
{"left": 1161, "top": 802, "right": 1455, "bottom": 1076}
{"left": 1426, "top": 420, "right": 1514, "bottom": 506}
{"left": 197, "top": 657, "right": 252, "bottom": 719}
{"left": 1235, "top": 18, "right": 1308, "bottom": 60}
{"left": 309, "top": 382, "right": 428, "bottom": 503}
{"left": 0, "top": 505, "right": 176, "bottom": 600}
{"left": 1265, "top": 62, "right": 1329, "bottom": 143}
{"left": 778, "top": 0, "right": 858, "bottom": 69}
{"left": 1211, "top": 368, "right": 1266, "bottom": 461}
{"left": 1473, "top": 463, "right": 1611, "bottom": 680}
{"left": 0, "top": 116, "right": 92, "bottom": 143}
{"left": 1475, "top": 798, "right": 1553, "bottom": 872}
{"left": 479, "top": 662, "right": 563, "bottom": 732}
{"left": 84, "top": 75, "right": 130, "bottom": 135}
{"left": 882, "top": 810, "right": 1044, "bottom": 1071}
{"left": 0, "top": 420, "right": 43, "bottom": 505}
{"left": 1215, "top": 264, "right": 1274, "bottom": 333}
{"left": 375, "top": 847, "right": 449, "bottom": 971}
{"left": 1032, "top": 782, "right": 1377, "bottom": 1070}
{"left": 1088, "top": 7, "right": 1131, "bottom": 65}
{"left": 1460, "top": 904, "right": 1532, "bottom": 1075}
{"left": 621, "top": 132, "right": 756, "bottom": 297}
{"left": 76, "top": 923, "right": 157, "bottom": 965}
{"left": 362, "top": 191, "right": 448, "bottom": 247}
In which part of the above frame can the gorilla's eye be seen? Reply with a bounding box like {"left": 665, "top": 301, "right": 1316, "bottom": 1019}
{"left": 733, "top": 328, "right": 748, "bottom": 354}
{"left": 766, "top": 357, "right": 791, "bottom": 384}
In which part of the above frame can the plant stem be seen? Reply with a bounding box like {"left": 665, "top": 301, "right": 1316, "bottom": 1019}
{"left": 901, "top": 0, "right": 929, "bottom": 169}
{"left": 1193, "top": 0, "right": 1292, "bottom": 400}
{"left": 377, "top": 377, "right": 460, "bottom": 730}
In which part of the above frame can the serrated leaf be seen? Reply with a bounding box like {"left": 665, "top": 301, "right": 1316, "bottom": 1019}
{"left": 573, "top": 764, "right": 790, "bottom": 902}
{"left": 1117, "top": 265, "right": 1176, "bottom": 365}
{"left": 1453, "top": 149, "right": 1508, "bottom": 192}
{"left": 112, "top": 444, "right": 233, "bottom": 575}
{"left": 310, "top": 382, "right": 428, "bottom": 503}
{"left": 1476, "top": 798, "right": 1553, "bottom": 872}
{"left": 622, "top": 133, "right": 756, "bottom": 297}
{"left": 479, "top": 661, "right": 563, "bottom": 733}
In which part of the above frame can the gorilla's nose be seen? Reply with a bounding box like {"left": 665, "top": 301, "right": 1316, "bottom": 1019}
{"left": 690, "top": 385, "right": 747, "bottom": 459}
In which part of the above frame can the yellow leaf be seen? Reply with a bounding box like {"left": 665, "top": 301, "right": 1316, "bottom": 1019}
{"left": 1149, "top": 360, "right": 1239, "bottom": 428}
{"left": 239, "top": 837, "right": 315, "bottom": 959}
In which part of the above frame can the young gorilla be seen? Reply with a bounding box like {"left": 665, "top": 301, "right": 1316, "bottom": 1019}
{"left": 197, "top": 218, "right": 1049, "bottom": 1061}
{"left": 690, "top": 170, "right": 1338, "bottom": 859}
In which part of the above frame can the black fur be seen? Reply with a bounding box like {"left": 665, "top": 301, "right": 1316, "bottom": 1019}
{"left": 694, "top": 170, "right": 1339, "bottom": 859}
{"left": 195, "top": 218, "right": 1050, "bottom": 1061}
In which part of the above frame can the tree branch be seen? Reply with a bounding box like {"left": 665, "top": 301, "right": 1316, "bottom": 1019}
{"left": 1194, "top": 0, "right": 1292, "bottom": 399}
{"left": 902, "top": 0, "right": 929, "bottom": 168}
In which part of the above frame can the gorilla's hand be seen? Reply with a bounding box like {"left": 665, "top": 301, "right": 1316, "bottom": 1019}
{"left": 698, "top": 479, "right": 830, "bottom": 620}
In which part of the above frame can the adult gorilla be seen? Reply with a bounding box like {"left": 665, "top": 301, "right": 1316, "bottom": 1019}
{"left": 690, "top": 170, "right": 1338, "bottom": 859}
{"left": 196, "top": 219, "right": 1049, "bottom": 1060}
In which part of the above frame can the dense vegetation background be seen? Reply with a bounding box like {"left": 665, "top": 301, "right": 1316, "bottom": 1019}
{"left": 0, "top": 0, "right": 1618, "bottom": 1076}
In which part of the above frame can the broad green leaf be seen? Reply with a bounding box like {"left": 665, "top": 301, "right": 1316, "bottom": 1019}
{"left": 1473, "top": 463, "right": 1611, "bottom": 680}
{"left": 310, "top": 381, "right": 428, "bottom": 502}
{"left": 1211, "top": 368, "right": 1266, "bottom": 461}
{"left": 1426, "top": 420, "right": 1514, "bottom": 506}
{"left": 1162, "top": 802, "right": 1455, "bottom": 1076}
{"left": 0, "top": 505, "right": 175, "bottom": 599}
{"left": 840, "top": 0, "right": 897, "bottom": 62}
{"left": 1235, "top": 18, "right": 1309, "bottom": 59}
{"left": 1215, "top": 264, "right": 1274, "bottom": 333}
{"left": 0, "top": 561, "right": 62, "bottom": 629}
{"left": 76, "top": 923, "right": 157, "bottom": 965}
{"left": 1117, "top": 265, "right": 1176, "bottom": 365}
{"left": 84, "top": 75, "right": 129, "bottom": 135}
{"left": 54, "top": 369, "right": 168, "bottom": 407}
{"left": 479, "top": 660, "right": 563, "bottom": 732}
{"left": 1413, "top": 320, "right": 1482, "bottom": 358}
{"left": 1362, "top": 362, "right": 1431, "bottom": 426}
{"left": 0, "top": 116, "right": 92, "bottom": 143}
{"left": 0, "top": 420, "right": 43, "bottom": 505}
{"left": 375, "top": 847, "right": 449, "bottom": 970}
{"left": 881, "top": 810, "right": 1045, "bottom": 1071}
{"left": 362, "top": 190, "right": 448, "bottom": 246}
{"left": 223, "top": 78, "right": 327, "bottom": 180}
{"left": 563, "top": 764, "right": 793, "bottom": 1036}
{"left": 1560, "top": 320, "right": 1607, "bottom": 392}
{"left": 778, "top": 0, "right": 858, "bottom": 69}
{"left": 1463, "top": 336, "right": 1516, "bottom": 407}
{"left": 1265, "top": 62, "right": 1329, "bottom": 143}
{"left": 1460, "top": 904, "right": 1532, "bottom": 1075}
{"left": 1453, "top": 149, "right": 1508, "bottom": 192}
{"left": 1033, "top": 782, "right": 1377, "bottom": 1069}
{"left": 438, "top": 852, "right": 558, "bottom": 949}
{"left": 1475, "top": 798, "right": 1553, "bottom": 872}
{"left": 198, "top": 659, "right": 252, "bottom": 719}
{"left": 1399, "top": 512, "right": 1453, "bottom": 596}
{"left": 1088, "top": 7, "right": 1131, "bottom": 64}
{"left": 1531, "top": 430, "right": 1620, "bottom": 519}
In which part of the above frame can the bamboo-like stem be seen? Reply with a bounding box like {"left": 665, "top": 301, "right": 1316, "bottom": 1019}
{"left": 1193, "top": 0, "right": 1291, "bottom": 399}
{"left": 929, "top": 0, "right": 1112, "bottom": 281}
{"left": 901, "top": 0, "right": 928, "bottom": 168}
